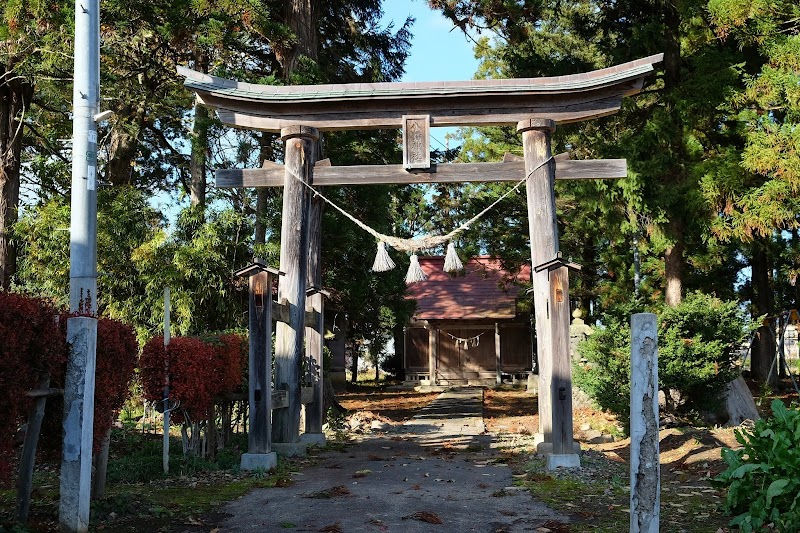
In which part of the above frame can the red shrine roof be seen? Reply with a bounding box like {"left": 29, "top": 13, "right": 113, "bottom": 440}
{"left": 406, "top": 256, "right": 531, "bottom": 321}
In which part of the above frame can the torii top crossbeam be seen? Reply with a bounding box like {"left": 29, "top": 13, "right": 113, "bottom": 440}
{"left": 179, "top": 54, "right": 662, "bottom": 132}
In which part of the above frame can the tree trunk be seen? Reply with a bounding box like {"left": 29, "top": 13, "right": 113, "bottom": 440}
{"left": 662, "top": 0, "right": 686, "bottom": 310}
{"left": 189, "top": 54, "right": 209, "bottom": 210}
{"left": 0, "top": 67, "right": 33, "bottom": 290}
{"left": 350, "top": 342, "right": 359, "bottom": 383}
{"left": 281, "top": 0, "right": 321, "bottom": 79}
{"left": 106, "top": 112, "right": 142, "bottom": 186}
{"left": 254, "top": 133, "right": 278, "bottom": 246}
{"left": 664, "top": 216, "right": 685, "bottom": 308}
{"left": 91, "top": 426, "right": 112, "bottom": 500}
{"left": 392, "top": 324, "right": 405, "bottom": 380}
{"left": 750, "top": 239, "right": 777, "bottom": 385}
{"left": 664, "top": 240, "right": 684, "bottom": 307}
{"left": 206, "top": 404, "right": 217, "bottom": 458}
{"left": 189, "top": 102, "right": 208, "bottom": 209}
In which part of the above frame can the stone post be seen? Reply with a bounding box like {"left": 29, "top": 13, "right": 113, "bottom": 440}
{"left": 630, "top": 313, "right": 660, "bottom": 533}
{"left": 59, "top": 317, "right": 97, "bottom": 533}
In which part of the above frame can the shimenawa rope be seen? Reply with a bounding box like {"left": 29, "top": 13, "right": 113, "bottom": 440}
{"left": 287, "top": 156, "right": 554, "bottom": 280}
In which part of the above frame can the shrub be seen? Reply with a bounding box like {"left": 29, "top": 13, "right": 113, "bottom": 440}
{"left": 573, "top": 319, "right": 632, "bottom": 426}
{"left": 574, "top": 292, "right": 749, "bottom": 430}
{"left": 713, "top": 400, "right": 800, "bottom": 532}
{"left": 93, "top": 318, "right": 139, "bottom": 449}
{"left": 205, "top": 333, "right": 247, "bottom": 397}
{"left": 0, "top": 293, "right": 66, "bottom": 483}
{"left": 38, "top": 316, "right": 139, "bottom": 457}
{"left": 140, "top": 334, "right": 246, "bottom": 424}
{"left": 141, "top": 336, "right": 211, "bottom": 423}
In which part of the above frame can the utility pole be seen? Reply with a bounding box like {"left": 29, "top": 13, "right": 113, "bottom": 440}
{"left": 59, "top": 0, "right": 100, "bottom": 530}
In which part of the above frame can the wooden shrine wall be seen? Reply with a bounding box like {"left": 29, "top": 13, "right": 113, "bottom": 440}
{"left": 405, "top": 322, "right": 532, "bottom": 377}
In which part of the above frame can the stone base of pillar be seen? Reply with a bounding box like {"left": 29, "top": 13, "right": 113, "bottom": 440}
{"left": 240, "top": 452, "right": 277, "bottom": 472}
{"left": 300, "top": 433, "right": 326, "bottom": 447}
{"left": 527, "top": 374, "right": 538, "bottom": 394}
{"left": 534, "top": 435, "right": 582, "bottom": 455}
{"left": 546, "top": 453, "right": 581, "bottom": 470}
{"left": 272, "top": 442, "right": 308, "bottom": 457}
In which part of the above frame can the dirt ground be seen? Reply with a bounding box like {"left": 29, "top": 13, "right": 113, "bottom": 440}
{"left": 2, "top": 384, "right": 755, "bottom": 532}
{"left": 342, "top": 385, "right": 743, "bottom": 532}
{"left": 337, "top": 388, "right": 442, "bottom": 423}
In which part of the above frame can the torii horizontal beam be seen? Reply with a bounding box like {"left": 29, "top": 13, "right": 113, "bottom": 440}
{"left": 216, "top": 158, "right": 627, "bottom": 188}
{"left": 179, "top": 54, "right": 663, "bottom": 132}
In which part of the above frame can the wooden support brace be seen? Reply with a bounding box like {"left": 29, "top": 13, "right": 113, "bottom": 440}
{"left": 272, "top": 300, "right": 321, "bottom": 328}
{"left": 26, "top": 388, "right": 64, "bottom": 398}
{"left": 216, "top": 158, "right": 627, "bottom": 188}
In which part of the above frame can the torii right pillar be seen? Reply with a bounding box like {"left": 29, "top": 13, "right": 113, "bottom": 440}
{"left": 518, "top": 118, "right": 580, "bottom": 469}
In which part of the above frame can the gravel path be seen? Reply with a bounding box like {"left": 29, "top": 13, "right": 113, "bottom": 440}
{"left": 219, "top": 388, "right": 567, "bottom": 532}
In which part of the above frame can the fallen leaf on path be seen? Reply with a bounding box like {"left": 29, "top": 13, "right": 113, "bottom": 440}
{"left": 318, "top": 522, "right": 343, "bottom": 533}
{"left": 402, "top": 511, "right": 443, "bottom": 524}
{"left": 540, "top": 520, "right": 571, "bottom": 532}
{"left": 305, "top": 485, "right": 352, "bottom": 499}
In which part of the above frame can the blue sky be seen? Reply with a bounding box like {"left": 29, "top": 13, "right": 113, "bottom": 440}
{"left": 381, "top": 1, "right": 483, "bottom": 149}
{"left": 381, "top": 1, "right": 481, "bottom": 82}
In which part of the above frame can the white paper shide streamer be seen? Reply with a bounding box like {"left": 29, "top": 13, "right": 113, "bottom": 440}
{"left": 443, "top": 242, "right": 464, "bottom": 273}
{"left": 371, "top": 241, "right": 396, "bottom": 272}
{"left": 405, "top": 254, "right": 427, "bottom": 283}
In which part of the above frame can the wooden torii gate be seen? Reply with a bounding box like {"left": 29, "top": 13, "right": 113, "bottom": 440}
{"left": 179, "top": 54, "right": 662, "bottom": 469}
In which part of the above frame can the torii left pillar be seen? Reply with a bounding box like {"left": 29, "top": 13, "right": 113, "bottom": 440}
{"left": 272, "top": 125, "right": 317, "bottom": 456}
{"left": 518, "top": 118, "right": 579, "bottom": 469}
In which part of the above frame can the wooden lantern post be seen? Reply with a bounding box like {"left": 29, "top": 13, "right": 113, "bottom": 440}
{"left": 235, "top": 261, "right": 280, "bottom": 470}
{"left": 534, "top": 253, "right": 582, "bottom": 468}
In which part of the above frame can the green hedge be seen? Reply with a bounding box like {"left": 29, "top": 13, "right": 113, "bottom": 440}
{"left": 574, "top": 292, "right": 750, "bottom": 430}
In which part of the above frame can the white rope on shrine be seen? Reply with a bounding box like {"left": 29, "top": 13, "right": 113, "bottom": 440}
{"left": 286, "top": 155, "right": 554, "bottom": 279}
{"left": 446, "top": 331, "right": 484, "bottom": 350}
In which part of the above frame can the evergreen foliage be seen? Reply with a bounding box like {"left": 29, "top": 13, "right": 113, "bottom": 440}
{"left": 574, "top": 292, "right": 750, "bottom": 428}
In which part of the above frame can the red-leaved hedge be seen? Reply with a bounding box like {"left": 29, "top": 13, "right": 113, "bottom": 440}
{"left": 92, "top": 318, "right": 138, "bottom": 447}
{"left": 140, "top": 333, "right": 246, "bottom": 424}
{"left": 41, "top": 316, "right": 139, "bottom": 455}
{"left": 1, "top": 293, "right": 139, "bottom": 484}
{"left": 0, "top": 293, "right": 67, "bottom": 483}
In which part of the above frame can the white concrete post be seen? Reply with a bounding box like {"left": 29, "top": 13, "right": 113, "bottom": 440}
{"left": 630, "top": 313, "right": 660, "bottom": 533}
{"left": 61, "top": 0, "right": 100, "bottom": 528}
{"left": 59, "top": 317, "right": 97, "bottom": 533}
{"left": 163, "top": 288, "right": 170, "bottom": 474}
